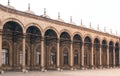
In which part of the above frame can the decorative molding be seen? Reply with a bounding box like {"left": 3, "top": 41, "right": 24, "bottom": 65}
{"left": 0, "top": 4, "right": 119, "bottom": 39}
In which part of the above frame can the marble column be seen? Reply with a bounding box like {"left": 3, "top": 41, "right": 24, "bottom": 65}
{"left": 81, "top": 42, "right": 84, "bottom": 69}
{"left": 99, "top": 45, "right": 102, "bottom": 68}
{"left": 22, "top": 34, "right": 26, "bottom": 72}
{"left": 107, "top": 46, "right": 109, "bottom": 68}
{"left": 113, "top": 46, "right": 115, "bottom": 67}
{"left": 91, "top": 44, "right": 94, "bottom": 69}
{"left": 41, "top": 37, "right": 45, "bottom": 71}
{"left": 57, "top": 39, "right": 60, "bottom": 70}
{"left": 70, "top": 41, "right": 73, "bottom": 70}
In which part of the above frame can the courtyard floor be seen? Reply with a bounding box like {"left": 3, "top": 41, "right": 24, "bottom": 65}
{"left": 1, "top": 68, "right": 120, "bottom": 76}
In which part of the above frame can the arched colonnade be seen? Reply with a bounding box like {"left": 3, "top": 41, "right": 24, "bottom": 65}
{"left": 0, "top": 19, "right": 119, "bottom": 71}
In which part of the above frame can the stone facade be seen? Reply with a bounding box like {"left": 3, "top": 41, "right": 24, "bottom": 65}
{"left": 0, "top": 4, "right": 119, "bottom": 72}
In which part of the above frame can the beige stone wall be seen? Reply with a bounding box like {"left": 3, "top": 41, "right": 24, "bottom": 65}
{"left": 0, "top": 7, "right": 119, "bottom": 44}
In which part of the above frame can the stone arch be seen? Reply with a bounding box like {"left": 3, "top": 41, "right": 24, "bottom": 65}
{"left": 44, "top": 26, "right": 59, "bottom": 39}
{"left": 93, "top": 37, "right": 100, "bottom": 68}
{"left": 109, "top": 39, "right": 114, "bottom": 46}
{"left": 109, "top": 40, "right": 114, "bottom": 67}
{"left": 34, "top": 43, "right": 41, "bottom": 66}
{"left": 17, "top": 42, "right": 30, "bottom": 66}
{"left": 84, "top": 35, "right": 92, "bottom": 68}
{"left": 44, "top": 28, "right": 58, "bottom": 69}
{"left": 101, "top": 37, "right": 108, "bottom": 45}
{"left": 2, "top": 39, "right": 12, "bottom": 66}
{"left": 59, "top": 29, "right": 72, "bottom": 40}
{"left": 34, "top": 43, "right": 41, "bottom": 51}
{"left": 1, "top": 18, "right": 25, "bottom": 33}
{"left": 83, "top": 34, "right": 92, "bottom": 43}
{"left": 72, "top": 32, "right": 83, "bottom": 42}
{"left": 93, "top": 36, "right": 101, "bottom": 44}
{"left": 61, "top": 46, "right": 70, "bottom": 66}
{"left": 2, "top": 39, "right": 11, "bottom": 49}
{"left": 49, "top": 45, "right": 57, "bottom": 65}
{"left": 73, "top": 33, "right": 82, "bottom": 68}
{"left": 102, "top": 39, "right": 107, "bottom": 68}
{"left": 25, "top": 23, "right": 43, "bottom": 37}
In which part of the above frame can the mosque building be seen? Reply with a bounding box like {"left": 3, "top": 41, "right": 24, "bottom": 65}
{"left": 0, "top": 0, "right": 119, "bottom": 73}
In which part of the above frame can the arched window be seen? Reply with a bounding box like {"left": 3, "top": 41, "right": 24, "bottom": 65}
{"left": 2, "top": 49, "right": 9, "bottom": 65}
{"left": 36, "top": 51, "right": 40, "bottom": 65}
{"left": 19, "top": 50, "right": 22, "bottom": 65}
{"left": 74, "top": 51, "right": 78, "bottom": 65}
{"left": 63, "top": 50, "right": 68, "bottom": 65}
{"left": 50, "top": 52, "right": 56, "bottom": 65}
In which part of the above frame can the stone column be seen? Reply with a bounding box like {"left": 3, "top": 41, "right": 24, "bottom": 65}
{"left": 81, "top": 42, "right": 84, "bottom": 69}
{"left": 99, "top": 44, "right": 102, "bottom": 68}
{"left": 0, "top": 29, "right": 3, "bottom": 73}
{"left": 41, "top": 37, "right": 45, "bottom": 71}
{"left": 22, "top": 34, "right": 26, "bottom": 72}
{"left": 113, "top": 46, "right": 115, "bottom": 67}
{"left": 119, "top": 46, "right": 120, "bottom": 67}
{"left": 70, "top": 41, "right": 73, "bottom": 70}
{"left": 107, "top": 45, "right": 109, "bottom": 68}
{"left": 91, "top": 44, "right": 94, "bottom": 69}
{"left": 57, "top": 39, "right": 60, "bottom": 71}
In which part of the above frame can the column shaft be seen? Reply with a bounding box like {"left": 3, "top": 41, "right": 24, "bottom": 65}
{"left": 70, "top": 41, "right": 73, "bottom": 69}
{"left": 113, "top": 46, "right": 115, "bottom": 67}
{"left": 99, "top": 45, "right": 102, "bottom": 67}
{"left": 81, "top": 42, "right": 84, "bottom": 68}
{"left": 57, "top": 39, "right": 60, "bottom": 69}
{"left": 22, "top": 34, "right": 26, "bottom": 69}
{"left": 91, "top": 44, "right": 94, "bottom": 68}
{"left": 107, "top": 46, "right": 109, "bottom": 68}
{"left": 41, "top": 38, "right": 44, "bottom": 70}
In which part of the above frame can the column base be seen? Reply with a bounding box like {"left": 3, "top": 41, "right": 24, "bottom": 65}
{"left": 74, "top": 68, "right": 77, "bottom": 71}
{"left": 22, "top": 69, "right": 28, "bottom": 73}
{"left": 107, "top": 65, "right": 109, "bottom": 69}
{"left": 70, "top": 67, "right": 73, "bottom": 71}
{"left": 113, "top": 65, "right": 116, "bottom": 68}
{"left": 57, "top": 67, "right": 60, "bottom": 71}
{"left": 99, "top": 65, "right": 102, "bottom": 69}
{"left": 0, "top": 70, "right": 4, "bottom": 74}
{"left": 91, "top": 65, "right": 94, "bottom": 69}
{"left": 81, "top": 65, "right": 85, "bottom": 70}
{"left": 41, "top": 67, "right": 47, "bottom": 72}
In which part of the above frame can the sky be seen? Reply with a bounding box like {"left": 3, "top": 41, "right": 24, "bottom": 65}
{"left": 0, "top": 0, "right": 120, "bottom": 35}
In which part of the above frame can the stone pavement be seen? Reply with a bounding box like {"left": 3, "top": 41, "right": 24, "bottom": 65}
{"left": 1, "top": 68, "right": 120, "bottom": 76}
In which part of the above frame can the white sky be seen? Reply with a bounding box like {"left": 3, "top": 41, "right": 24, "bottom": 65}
{"left": 0, "top": 0, "right": 120, "bottom": 35}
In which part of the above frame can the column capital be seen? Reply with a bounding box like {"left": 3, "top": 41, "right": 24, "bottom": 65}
{"left": 41, "top": 37, "right": 44, "bottom": 41}
{"left": 23, "top": 33, "right": 26, "bottom": 38}
{"left": 57, "top": 38, "right": 60, "bottom": 43}
{"left": 70, "top": 40, "right": 73, "bottom": 44}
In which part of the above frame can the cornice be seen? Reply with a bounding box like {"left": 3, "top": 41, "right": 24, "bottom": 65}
{"left": 0, "top": 4, "right": 119, "bottom": 39}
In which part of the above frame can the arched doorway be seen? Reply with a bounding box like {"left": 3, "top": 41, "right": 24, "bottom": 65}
{"left": 2, "top": 21, "right": 23, "bottom": 70}
{"left": 2, "top": 40, "right": 11, "bottom": 70}
{"left": 60, "top": 32, "right": 71, "bottom": 69}
{"left": 84, "top": 36, "right": 92, "bottom": 68}
{"left": 44, "top": 29, "right": 57, "bottom": 70}
{"left": 26, "top": 26, "right": 41, "bottom": 70}
{"left": 115, "top": 43, "right": 119, "bottom": 67}
{"left": 73, "top": 34, "right": 82, "bottom": 68}
{"left": 102, "top": 40, "right": 107, "bottom": 68}
{"left": 93, "top": 38, "right": 100, "bottom": 68}
{"left": 109, "top": 41, "right": 114, "bottom": 67}
{"left": 17, "top": 44, "right": 30, "bottom": 69}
